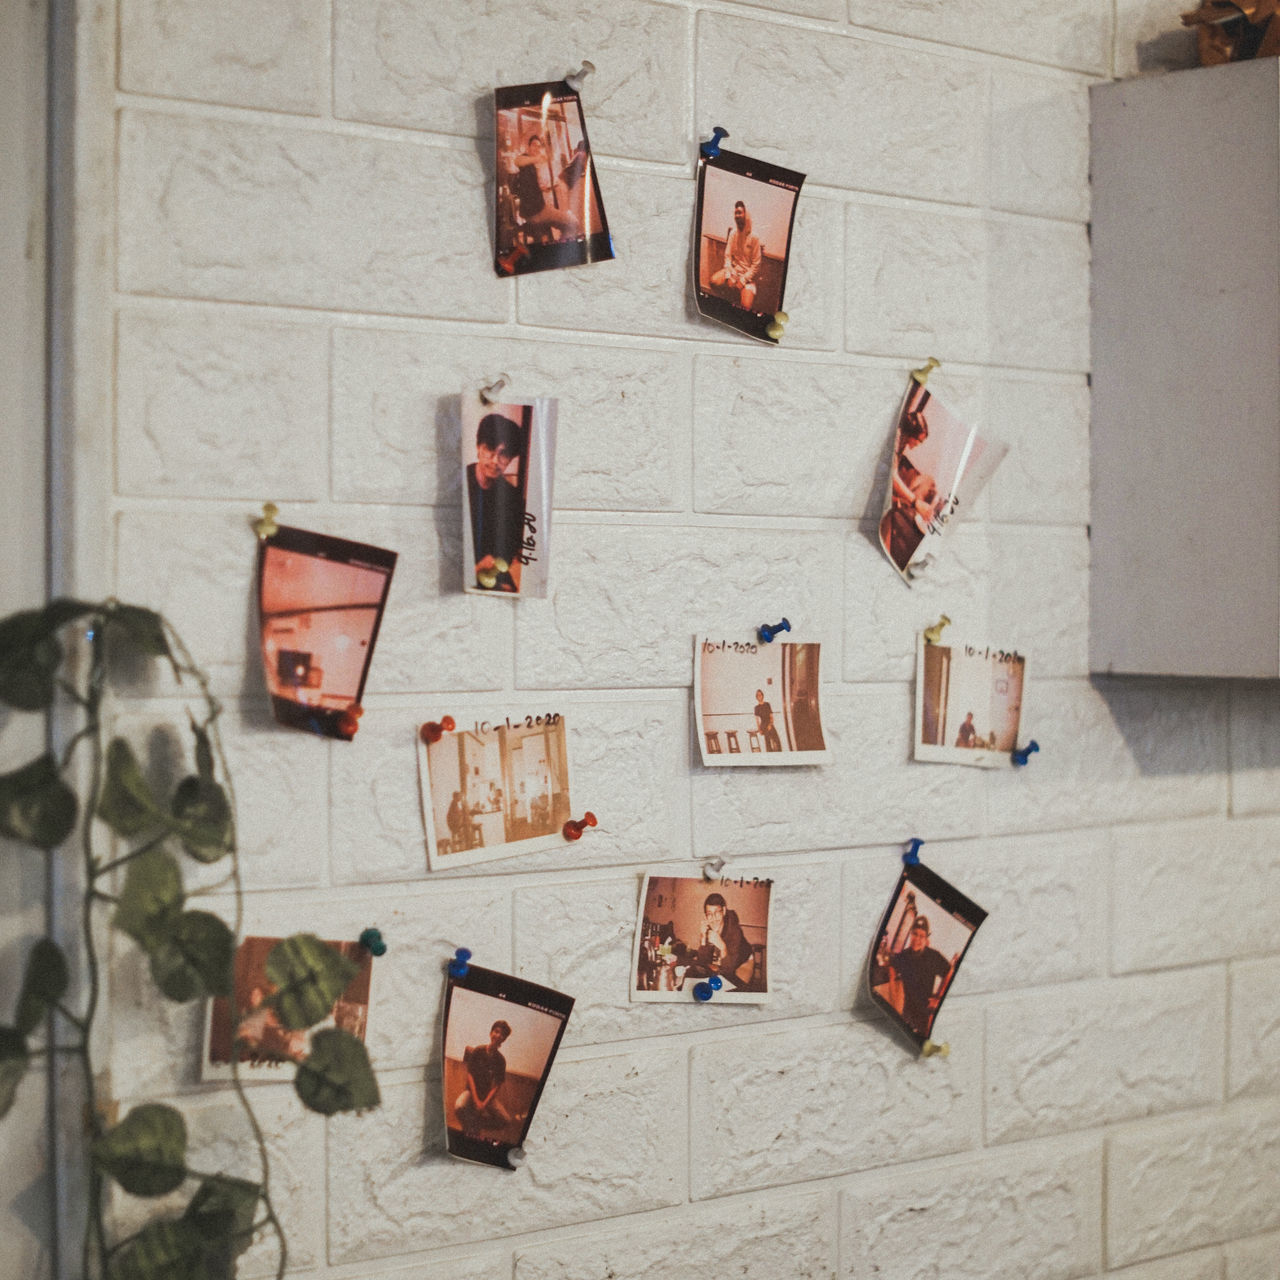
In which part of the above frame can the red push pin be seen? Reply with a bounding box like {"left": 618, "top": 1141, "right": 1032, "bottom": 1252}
{"left": 419, "top": 716, "right": 456, "bottom": 745}
{"left": 562, "top": 811, "right": 597, "bottom": 841}
{"left": 337, "top": 705, "right": 364, "bottom": 739}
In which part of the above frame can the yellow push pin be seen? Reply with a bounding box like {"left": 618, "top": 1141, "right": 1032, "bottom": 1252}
{"left": 476, "top": 557, "right": 510, "bottom": 590}
{"left": 921, "top": 1039, "right": 950, "bottom": 1059}
{"left": 923, "top": 614, "right": 951, "bottom": 645}
{"left": 910, "top": 356, "right": 941, "bottom": 386}
{"left": 765, "top": 311, "right": 789, "bottom": 341}
{"left": 253, "top": 502, "right": 279, "bottom": 540}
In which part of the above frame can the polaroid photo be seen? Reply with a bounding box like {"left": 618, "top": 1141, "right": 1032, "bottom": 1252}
{"left": 694, "top": 636, "right": 830, "bottom": 767}
{"left": 915, "top": 634, "right": 1027, "bottom": 768}
{"left": 693, "top": 148, "right": 805, "bottom": 344}
{"left": 257, "top": 525, "right": 397, "bottom": 740}
{"left": 442, "top": 963, "right": 574, "bottom": 1168}
{"left": 878, "top": 380, "right": 1007, "bottom": 582}
{"left": 419, "top": 711, "right": 572, "bottom": 870}
{"left": 631, "top": 873, "right": 773, "bottom": 1004}
{"left": 203, "top": 935, "right": 372, "bottom": 1081}
{"left": 494, "top": 80, "right": 614, "bottom": 277}
{"left": 461, "top": 395, "right": 556, "bottom": 598}
{"left": 867, "top": 861, "right": 986, "bottom": 1048}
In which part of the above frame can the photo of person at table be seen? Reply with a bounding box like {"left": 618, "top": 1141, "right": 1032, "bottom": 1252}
{"left": 632, "top": 874, "right": 772, "bottom": 1003}
{"left": 915, "top": 635, "right": 1026, "bottom": 768}
{"left": 463, "top": 406, "right": 529, "bottom": 594}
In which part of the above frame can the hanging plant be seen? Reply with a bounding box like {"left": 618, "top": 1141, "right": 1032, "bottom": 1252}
{"left": 0, "top": 599, "right": 380, "bottom": 1279}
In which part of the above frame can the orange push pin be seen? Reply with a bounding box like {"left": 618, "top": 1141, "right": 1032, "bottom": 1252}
{"left": 337, "top": 704, "right": 364, "bottom": 739}
{"left": 562, "top": 811, "right": 597, "bottom": 841}
{"left": 419, "top": 716, "right": 456, "bottom": 746}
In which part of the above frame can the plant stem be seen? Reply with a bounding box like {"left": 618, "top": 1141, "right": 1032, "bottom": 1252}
{"left": 92, "top": 830, "right": 169, "bottom": 879}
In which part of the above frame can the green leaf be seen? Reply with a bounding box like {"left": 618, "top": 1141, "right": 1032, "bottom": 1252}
{"left": 107, "top": 1217, "right": 221, "bottom": 1280}
{"left": 0, "top": 1027, "right": 29, "bottom": 1120}
{"left": 170, "top": 777, "right": 232, "bottom": 864}
{"left": 265, "top": 934, "right": 358, "bottom": 1031}
{"left": 0, "top": 753, "right": 78, "bottom": 850}
{"left": 0, "top": 599, "right": 95, "bottom": 711}
{"left": 106, "top": 605, "right": 170, "bottom": 660}
{"left": 15, "top": 938, "right": 69, "bottom": 1035}
{"left": 184, "top": 1175, "right": 259, "bottom": 1265}
{"left": 294, "top": 1028, "right": 380, "bottom": 1115}
{"left": 190, "top": 721, "right": 215, "bottom": 784}
{"left": 113, "top": 848, "right": 184, "bottom": 952}
{"left": 148, "top": 912, "right": 234, "bottom": 1003}
{"left": 91, "top": 1102, "right": 187, "bottom": 1197}
{"left": 98, "top": 739, "right": 166, "bottom": 839}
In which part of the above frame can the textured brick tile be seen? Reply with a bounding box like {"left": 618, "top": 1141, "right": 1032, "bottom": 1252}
{"left": 333, "top": 0, "right": 688, "bottom": 163}
{"left": 985, "top": 969, "right": 1225, "bottom": 1143}
{"left": 689, "top": 1010, "right": 982, "bottom": 1197}
{"left": 1227, "top": 1231, "right": 1280, "bottom": 1280}
{"left": 119, "top": 0, "right": 327, "bottom": 114}
{"left": 1229, "top": 682, "right": 1280, "bottom": 816}
{"left": 691, "top": 685, "right": 985, "bottom": 857}
{"left": 332, "top": 327, "right": 686, "bottom": 510}
{"left": 698, "top": 13, "right": 986, "bottom": 204}
{"left": 116, "top": 308, "right": 328, "bottom": 500}
{"left": 1229, "top": 956, "right": 1280, "bottom": 1100}
{"left": 985, "top": 375, "right": 1090, "bottom": 526}
{"left": 1087, "top": 1249, "right": 1223, "bottom": 1280}
{"left": 518, "top": 169, "right": 839, "bottom": 351}
{"left": 1112, "top": 816, "right": 1280, "bottom": 971}
{"left": 840, "top": 1137, "right": 1102, "bottom": 1279}
{"left": 990, "top": 69, "right": 1090, "bottom": 221}
{"left": 515, "top": 1189, "right": 837, "bottom": 1278}
{"left": 1108, "top": 1101, "right": 1280, "bottom": 1264}
{"left": 845, "top": 203, "right": 989, "bottom": 363}
{"left": 1114, "top": 0, "right": 1199, "bottom": 77}
{"left": 841, "top": 830, "right": 1107, "bottom": 1008}
{"left": 341, "top": 1253, "right": 510, "bottom": 1280}
{"left": 983, "top": 679, "right": 1228, "bottom": 836}
{"left": 848, "top": 0, "right": 1111, "bottom": 72}
{"left": 327, "top": 1055, "right": 686, "bottom": 1261}
{"left": 513, "top": 522, "right": 839, "bottom": 689}
{"left": 515, "top": 862, "right": 840, "bottom": 1047}
{"left": 118, "top": 110, "right": 507, "bottom": 321}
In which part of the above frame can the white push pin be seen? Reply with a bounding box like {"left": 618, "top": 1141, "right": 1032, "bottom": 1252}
{"left": 479, "top": 374, "right": 510, "bottom": 405}
{"left": 565, "top": 61, "right": 595, "bottom": 93}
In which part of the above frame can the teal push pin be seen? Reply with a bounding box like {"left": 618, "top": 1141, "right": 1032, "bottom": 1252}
{"left": 359, "top": 928, "right": 387, "bottom": 957}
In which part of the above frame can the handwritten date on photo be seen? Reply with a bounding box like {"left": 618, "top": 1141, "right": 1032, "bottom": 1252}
{"left": 702, "top": 639, "right": 759, "bottom": 656}
{"left": 963, "top": 645, "right": 1023, "bottom": 665}
{"left": 468, "top": 713, "right": 562, "bottom": 735}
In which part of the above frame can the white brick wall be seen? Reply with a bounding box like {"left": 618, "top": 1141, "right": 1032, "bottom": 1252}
{"left": 45, "top": 0, "right": 1280, "bottom": 1275}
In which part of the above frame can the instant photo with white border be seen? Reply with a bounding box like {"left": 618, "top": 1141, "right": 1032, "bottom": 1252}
{"left": 914, "top": 633, "right": 1027, "bottom": 768}
{"left": 461, "top": 395, "right": 556, "bottom": 599}
{"left": 630, "top": 873, "right": 774, "bottom": 1004}
{"left": 418, "top": 710, "right": 573, "bottom": 870}
{"left": 694, "top": 635, "right": 830, "bottom": 766}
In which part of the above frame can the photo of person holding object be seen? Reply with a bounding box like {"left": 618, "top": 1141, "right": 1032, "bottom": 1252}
{"left": 465, "top": 411, "right": 525, "bottom": 593}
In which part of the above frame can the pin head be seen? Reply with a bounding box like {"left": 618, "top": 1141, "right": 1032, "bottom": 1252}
{"left": 337, "top": 705, "right": 364, "bottom": 739}
{"left": 419, "top": 716, "right": 456, "bottom": 746}
{"left": 700, "top": 126, "right": 729, "bottom": 159}
{"left": 765, "top": 311, "right": 789, "bottom": 341}
{"left": 693, "top": 975, "right": 723, "bottom": 1002}
{"left": 359, "top": 928, "right": 387, "bottom": 957}
{"left": 903, "top": 837, "right": 924, "bottom": 866}
{"left": 448, "top": 947, "right": 472, "bottom": 978}
{"left": 253, "top": 502, "right": 280, "bottom": 540}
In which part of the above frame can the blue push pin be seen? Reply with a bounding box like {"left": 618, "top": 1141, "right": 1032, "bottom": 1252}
{"left": 758, "top": 617, "right": 791, "bottom": 643}
{"left": 903, "top": 837, "right": 923, "bottom": 866}
{"left": 700, "top": 126, "right": 729, "bottom": 159}
{"left": 1011, "top": 740, "right": 1040, "bottom": 767}
{"left": 449, "top": 947, "right": 472, "bottom": 977}
{"left": 359, "top": 927, "right": 387, "bottom": 957}
{"left": 693, "top": 975, "right": 723, "bottom": 1002}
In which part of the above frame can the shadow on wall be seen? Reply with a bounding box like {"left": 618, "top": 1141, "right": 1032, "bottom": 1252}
{"left": 1133, "top": 27, "right": 1198, "bottom": 73}
{"left": 1089, "top": 674, "right": 1233, "bottom": 776}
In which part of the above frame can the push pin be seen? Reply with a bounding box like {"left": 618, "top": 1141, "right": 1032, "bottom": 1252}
{"left": 1011, "top": 740, "right": 1040, "bottom": 767}
{"left": 479, "top": 374, "right": 510, "bottom": 405}
{"left": 921, "top": 1039, "right": 950, "bottom": 1059}
{"left": 562, "top": 811, "right": 597, "bottom": 842}
{"left": 702, "top": 856, "right": 726, "bottom": 882}
{"left": 496, "top": 243, "right": 529, "bottom": 275}
{"left": 336, "top": 704, "right": 363, "bottom": 739}
{"left": 700, "top": 126, "right": 729, "bottom": 159}
{"left": 765, "top": 311, "right": 789, "bottom": 342}
{"left": 905, "top": 555, "right": 934, "bottom": 581}
{"left": 252, "top": 502, "right": 279, "bottom": 540}
{"left": 419, "top": 716, "right": 456, "bottom": 746}
{"left": 448, "top": 947, "right": 472, "bottom": 978}
{"left": 758, "top": 617, "right": 791, "bottom": 643}
{"left": 359, "top": 928, "right": 387, "bottom": 957}
{"left": 565, "top": 60, "right": 595, "bottom": 92}
{"left": 910, "top": 356, "right": 941, "bottom": 386}
{"left": 923, "top": 615, "right": 951, "bottom": 645}
{"left": 476, "top": 557, "right": 510, "bottom": 590}
{"left": 507, "top": 1147, "right": 527, "bottom": 1169}
{"left": 903, "top": 837, "right": 924, "bottom": 866}
{"left": 693, "top": 975, "right": 723, "bottom": 1002}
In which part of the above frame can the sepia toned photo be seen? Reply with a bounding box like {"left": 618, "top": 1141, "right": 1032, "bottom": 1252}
{"left": 461, "top": 395, "right": 556, "bottom": 598}
{"left": 878, "top": 380, "right": 1006, "bottom": 582}
{"left": 257, "top": 525, "right": 397, "bottom": 740}
{"left": 442, "top": 964, "right": 573, "bottom": 1168}
{"left": 868, "top": 862, "right": 986, "bottom": 1047}
{"left": 631, "top": 874, "right": 773, "bottom": 1003}
{"left": 419, "top": 711, "right": 572, "bottom": 870}
{"left": 694, "top": 636, "right": 829, "bottom": 767}
{"left": 915, "top": 634, "right": 1027, "bottom": 768}
{"left": 204, "top": 935, "right": 372, "bottom": 1080}
{"left": 694, "top": 148, "right": 805, "bottom": 344}
{"left": 494, "top": 81, "right": 614, "bottom": 277}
